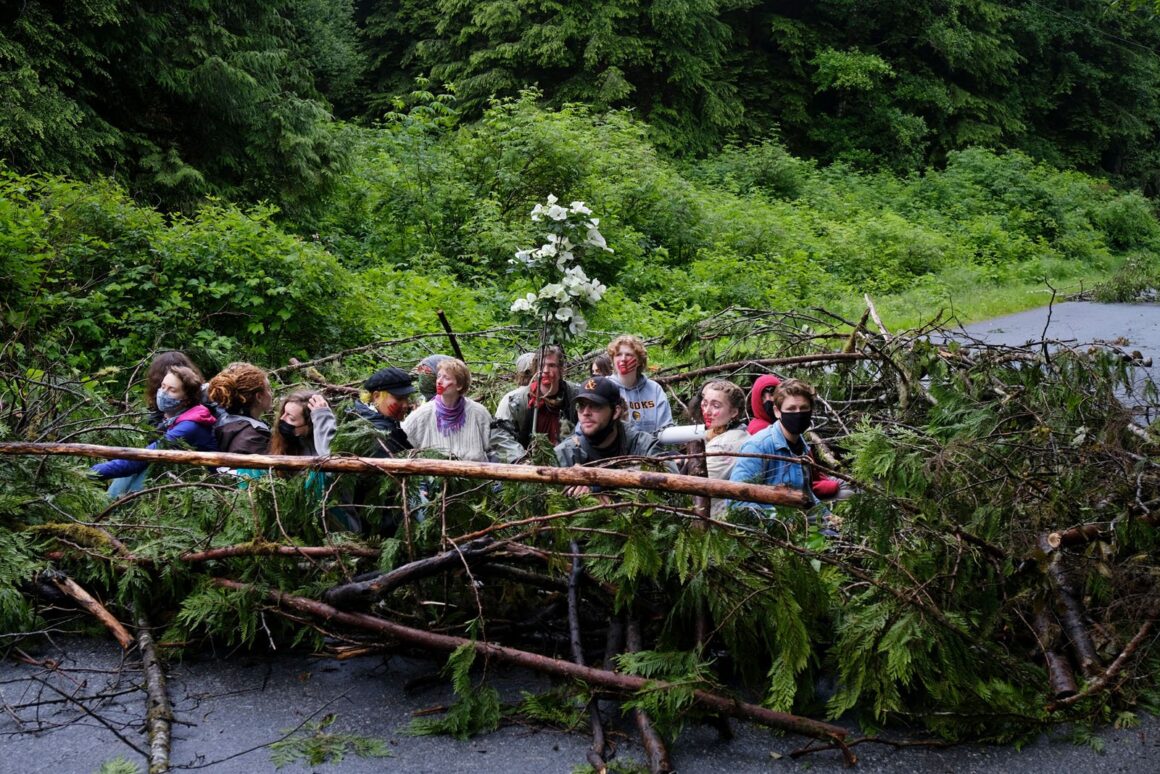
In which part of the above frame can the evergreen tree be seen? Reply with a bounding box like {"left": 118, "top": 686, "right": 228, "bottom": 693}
{"left": 0, "top": 1, "right": 360, "bottom": 214}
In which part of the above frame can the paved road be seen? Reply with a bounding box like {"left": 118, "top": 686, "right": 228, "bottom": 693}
{"left": 2, "top": 637, "right": 1158, "bottom": 773}
{"left": 4, "top": 301, "right": 1160, "bottom": 773}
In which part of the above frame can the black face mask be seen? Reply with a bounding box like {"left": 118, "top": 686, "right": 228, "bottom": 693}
{"left": 778, "top": 410, "right": 812, "bottom": 436}
{"left": 277, "top": 420, "right": 299, "bottom": 440}
{"left": 762, "top": 399, "right": 776, "bottom": 420}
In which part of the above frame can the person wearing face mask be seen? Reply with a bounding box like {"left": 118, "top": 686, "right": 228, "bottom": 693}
{"left": 269, "top": 391, "right": 336, "bottom": 460}
{"left": 411, "top": 354, "right": 453, "bottom": 403}
{"left": 698, "top": 380, "right": 750, "bottom": 517}
{"left": 350, "top": 366, "right": 415, "bottom": 456}
{"left": 746, "top": 374, "right": 782, "bottom": 435}
{"left": 606, "top": 334, "right": 673, "bottom": 436}
{"left": 554, "top": 377, "right": 676, "bottom": 497}
{"left": 491, "top": 345, "right": 580, "bottom": 462}
{"left": 401, "top": 358, "right": 492, "bottom": 462}
{"left": 90, "top": 365, "right": 218, "bottom": 490}
{"left": 747, "top": 373, "right": 843, "bottom": 501}
{"left": 728, "top": 379, "right": 822, "bottom": 517}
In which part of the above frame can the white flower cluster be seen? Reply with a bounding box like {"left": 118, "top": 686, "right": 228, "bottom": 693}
{"left": 510, "top": 194, "right": 611, "bottom": 336}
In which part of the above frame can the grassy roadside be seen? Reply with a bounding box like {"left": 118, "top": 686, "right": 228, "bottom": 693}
{"left": 842, "top": 264, "right": 1119, "bottom": 332}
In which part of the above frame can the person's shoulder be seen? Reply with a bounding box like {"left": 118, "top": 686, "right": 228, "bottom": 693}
{"left": 624, "top": 423, "right": 660, "bottom": 448}
{"left": 709, "top": 427, "right": 749, "bottom": 449}
{"left": 500, "top": 385, "right": 528, "bottom": 403}
{"left": 553, "top": 433, "right": 581, "bottom": 452}
{"left": 466, "top": 397, "right": 492, "bottom": 417}
{"left": 739, "top": 427, "right": 774, "bottom": 450}
{"left": 401, "top": 401, "right": 433, "bottom": 428}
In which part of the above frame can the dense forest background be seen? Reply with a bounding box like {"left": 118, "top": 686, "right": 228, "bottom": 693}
{"left": 5, "top": 0, "right": 1160, "bottom": 371}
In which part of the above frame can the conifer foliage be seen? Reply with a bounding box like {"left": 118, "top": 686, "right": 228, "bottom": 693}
{"left": 2, "top": 306, "right": 1159, "bottom": 767}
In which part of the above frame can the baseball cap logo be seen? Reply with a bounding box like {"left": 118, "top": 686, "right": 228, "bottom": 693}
{"left": 584, "top": 378, "right": 598, "bottom": 390}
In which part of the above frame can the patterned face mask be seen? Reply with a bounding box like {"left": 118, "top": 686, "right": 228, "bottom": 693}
{"left": 156, "top": 388, "right": 184, "bottom": 414}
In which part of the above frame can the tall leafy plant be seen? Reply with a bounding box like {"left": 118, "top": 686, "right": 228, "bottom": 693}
{"left": 509, "top": 194, "right": 611, "bottom": 343}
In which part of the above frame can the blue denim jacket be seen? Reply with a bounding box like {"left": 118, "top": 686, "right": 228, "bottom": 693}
{"left": 726, "top": 422, "right": 816, "bottom": 516}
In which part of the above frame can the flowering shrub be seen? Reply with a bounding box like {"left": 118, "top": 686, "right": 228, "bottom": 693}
{"left": 510, "top": 195, "right": 611, "bottom": 340}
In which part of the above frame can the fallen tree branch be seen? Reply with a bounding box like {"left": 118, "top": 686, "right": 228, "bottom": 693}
{"left": 0, "top": 442, "right": 811, "bottom": 508}
{"left": 322, "top": 537, "right": 500, "bottom": 608}
{"left": 1045, "top": 557, "right": 1101, "bottom": 678}
{"left": 626, "top": 616, "right": 673, "bottom": 773}
{"left": 136, "top": 609, "right": 172, "bottom": 774}
{"left": 1032, "top": 606, "right": 1077, "bottom": 700}
{"left": 653, "top": 352, "right": 869, "bottom": 385}
{"left": 567, "top": 539, "right": 609, "bottom": 772}
{"left": 1046, "top": 608, "right": 1158, "bottom": 711}
{"left": 212, "top": 578, "right": 856, "bottom": 764}
{"left": 181, "top": 542, "right": 381, "bottom": 564}
{"left": 44, "top": 570, "right": 134, "bottom": 649}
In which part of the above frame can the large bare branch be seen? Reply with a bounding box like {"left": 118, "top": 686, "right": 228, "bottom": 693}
{"left": 212, "top": 578, "right": 856, "bottom": 765}
{"left": 0, "top": 442, "right": 811, "bottom": 507}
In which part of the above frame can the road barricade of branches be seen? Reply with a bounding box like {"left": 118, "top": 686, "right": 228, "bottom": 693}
{"left": 2, "top": 306, "right": 1160, "bottom": 771}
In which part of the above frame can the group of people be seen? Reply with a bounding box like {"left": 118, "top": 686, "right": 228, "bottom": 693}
{"left": 91, "top": 335, "right": 842, "bottom": 527}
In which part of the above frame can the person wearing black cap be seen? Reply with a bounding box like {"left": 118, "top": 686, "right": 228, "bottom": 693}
{"left": 554, "top": 376, "right": 674, "bottom": 497}
{"left": 350, "top": 366, "right": 415, "bottom": 455}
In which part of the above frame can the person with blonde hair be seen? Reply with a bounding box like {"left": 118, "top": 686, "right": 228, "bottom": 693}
{"left": 514, "top": 352, "right": 537, "bottom": 387}
{"left": 401, "top": 358, "right": 492, "bottom": 461}
{"left": 698, "top": 379, "right": 749, "bottom": 516}
{"left": 207, "top": 362, "right": 273, "bottom": 455}
{"left": 607, "top": 334, "right": 672, "bottom": 435}
{"left": 91, "top": 364, "right": 218, "bottom": 490}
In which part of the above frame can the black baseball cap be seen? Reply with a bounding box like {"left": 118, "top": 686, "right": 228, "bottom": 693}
{"left": 365, "top": 366, "right": 416, "bottom": 396}
{"left": 574, "top": 376, "right": 621, "bottom": 407}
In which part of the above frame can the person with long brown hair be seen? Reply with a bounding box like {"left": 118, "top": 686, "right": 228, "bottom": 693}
{"left": 698, "top": 379, "right": 749, "bottom": 517}
{"left": 207, "top": 362, "right": 273, "bottom": 455}
{"left": 91, "top": 364, "right": 218, "bottom": 492}
{"left": 268, "top": 391, "right": 336, "bottom": 459}
{"left": 143, "top": 351, "right": 199, "bottom": 425}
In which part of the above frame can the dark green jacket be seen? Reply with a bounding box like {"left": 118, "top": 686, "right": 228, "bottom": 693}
{"left": 491, "top": 380, "right": 580, "bottom": 462}
{"left": 553, "top": 422, "right": 676, "bottom": 473}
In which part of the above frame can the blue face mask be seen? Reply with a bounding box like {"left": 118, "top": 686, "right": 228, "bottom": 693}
{"left": 156, "top": 388, "right": 184, "bottom": 414}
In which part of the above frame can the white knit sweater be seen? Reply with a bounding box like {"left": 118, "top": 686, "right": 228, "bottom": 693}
{"left": 401, "top": 398, "right": 493, "bottom": 462}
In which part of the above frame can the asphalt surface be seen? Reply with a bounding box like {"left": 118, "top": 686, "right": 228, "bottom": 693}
{"left": 4, "top": 300, "right": 1160, "bottom": 773}
{"left": 2, "top": 637, "right": 1158, "bottom": 773}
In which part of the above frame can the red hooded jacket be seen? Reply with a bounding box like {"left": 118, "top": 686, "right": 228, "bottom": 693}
{"left": 746, "top": 374, "right": 781, "bottom": 435}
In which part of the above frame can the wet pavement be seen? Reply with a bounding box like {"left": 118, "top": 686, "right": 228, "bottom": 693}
{"left": 4, "top": 301, "right": 1160, "bottom": 772}
{"left": 3, "top": 636, "right": 1158, "bottom": 773}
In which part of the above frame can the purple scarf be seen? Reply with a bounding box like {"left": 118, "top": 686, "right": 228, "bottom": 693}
{"left": 435, "top": 395, "right": 466, "bottom": 436}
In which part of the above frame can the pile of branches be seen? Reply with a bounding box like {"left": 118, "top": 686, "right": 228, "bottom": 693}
{"left": 2, "top": 305, "right": 1159, "bottom": 772}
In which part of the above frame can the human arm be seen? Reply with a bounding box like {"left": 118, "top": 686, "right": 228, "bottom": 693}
{"left": 489, "top": 392, "right": 526, "bottom": 463}
{"left": 90, "top": 420, "right": 202, "bottom": 479}
{"left": 308, "top": 396, "right": 337, "bottom": 456}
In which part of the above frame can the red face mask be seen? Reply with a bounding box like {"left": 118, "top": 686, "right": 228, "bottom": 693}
{"left": 616, "top": 357, "right": 637, "bottom": 375}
